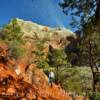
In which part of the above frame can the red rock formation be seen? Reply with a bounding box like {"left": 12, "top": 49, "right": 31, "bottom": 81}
{"left": 0, "top": 44, "right": 72, "bottom": 100}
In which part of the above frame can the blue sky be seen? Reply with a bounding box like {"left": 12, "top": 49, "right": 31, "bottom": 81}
{"left": 0, "top": 0, "right": 73, "bottom": 30}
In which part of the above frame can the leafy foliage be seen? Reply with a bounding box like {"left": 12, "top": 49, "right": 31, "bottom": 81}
{"left": 48, "top": 48, "right": 71, "bottom": 84}
{"left": 3, "top": 19, "right": 23, "bottom": 41}
{"left": 78, "top": 21, "right": 100, "bottom": 67}
{"left": 59, "top": 0, "right": 100, "bottom": 92}
{"left": 59, "top": 0, "right": 100, "bottom": 32}
{"left": 57, "top": 67, "right": 92, "bottom": 94}
{"left": 0, "top": 19, "right": 25, "bottom": 59}
{"left": 88, "top": 92, "right": 100, "bottom": 100}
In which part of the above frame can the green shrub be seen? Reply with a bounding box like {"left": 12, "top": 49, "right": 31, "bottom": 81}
{"left": 88, "top": 92, "right": 100, "bottom": 100}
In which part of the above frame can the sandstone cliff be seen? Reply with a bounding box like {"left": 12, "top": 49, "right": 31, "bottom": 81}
{"left": 0, "top": 19, "right": 81, "bottom": 100}
{"left": 0, "top": 44, "right": 72, "bottom": 100}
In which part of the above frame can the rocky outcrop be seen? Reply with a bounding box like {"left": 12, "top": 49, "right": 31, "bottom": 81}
{"left": 0, "top": 44, "right": 72, "bottom": 100}
{"left": 9, "top": 18, "right": 76, "bottom": 49}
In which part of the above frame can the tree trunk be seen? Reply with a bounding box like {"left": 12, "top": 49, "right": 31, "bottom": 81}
{"left": 88, "top": 40, "right": 96, "bottom": 92}
{"left": 56, "top": 66, "right": 59, "bottom": 84}
{"left": 93, "top": 72, "right": 96, "bottom": 92}
{"left": 95, "top": 0, "right": 100, "bottom": 22}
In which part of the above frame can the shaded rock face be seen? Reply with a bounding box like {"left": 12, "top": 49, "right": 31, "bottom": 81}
{"left": 0, "top": 44, "right": 72, "bottom": 100}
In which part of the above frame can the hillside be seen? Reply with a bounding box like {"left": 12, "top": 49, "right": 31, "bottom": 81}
{"left": 1, "top": 18, "right": 77, "bottom": 74}
{"left": 0, "top": 18, "right": 79, "bottom": 100}
{"left": 0, "top": 43, "right": 73, "bottom": 100}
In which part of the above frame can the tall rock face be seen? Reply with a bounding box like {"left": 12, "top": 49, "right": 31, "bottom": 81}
{"left": 0, "top": 19, "right": 78, "bottom": 99}
{"left": 2, "top": 18, "right": 77, "bottom": 75}
{"left": 14, "top": 18, "right": 76, "bottom": 49}
{"left": 3, "top": 18, "right": 77, "bottom": 74}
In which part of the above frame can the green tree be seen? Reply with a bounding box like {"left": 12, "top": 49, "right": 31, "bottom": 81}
{"left": 79, "top": 24, "right": 100, "bottom": 92}
{"left": 59, "top": 0, "right": 100, "bottom": 32}
{"left": 60, "top": 0, "right": 100, "bottom": 92}
{"left": 48, "top": 47, "right": 71, "bottom": 86}
{"left": 31, "top": 40, "right": 50, "bottom": 70}
{"left": 1, "top": 19, "right": 25, "bottom": 59}
{"left": 3, "top": 19, "right": 23, "bottom": 42}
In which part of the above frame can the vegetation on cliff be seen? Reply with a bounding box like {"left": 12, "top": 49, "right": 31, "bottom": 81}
{"left": 0, "top": 18, "right": 100, "bottom": 99}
